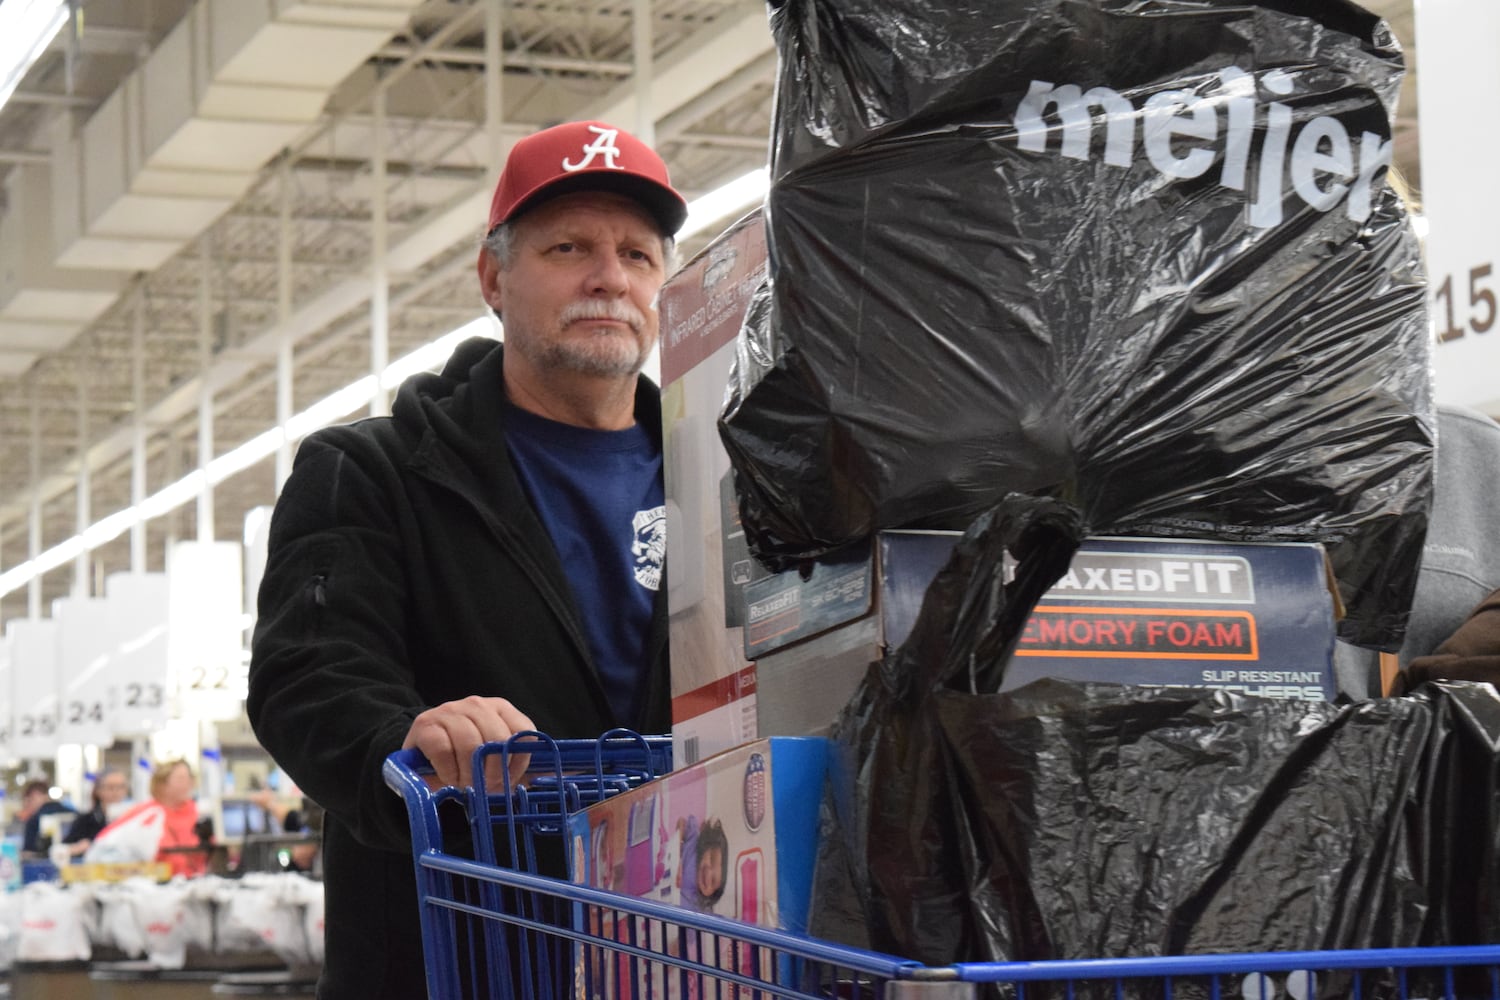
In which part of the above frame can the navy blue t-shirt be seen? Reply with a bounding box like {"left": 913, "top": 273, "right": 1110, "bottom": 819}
{"left": 504, "top": 402, "right": 664, "bottom": 723}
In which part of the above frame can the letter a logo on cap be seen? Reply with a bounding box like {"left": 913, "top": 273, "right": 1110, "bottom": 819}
{"left": 562, "top": 125, "right": 625, "bottom": 172}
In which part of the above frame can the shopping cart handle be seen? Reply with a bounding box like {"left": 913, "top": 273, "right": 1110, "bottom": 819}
{"left": 384, "top": 746, "right": 434, "bottom": 780}
{"left": 383, "top": 733, "right": 550, "bottom": 793}
{"left": 385, "top": 731, "right": 674, "bottom": 864}
{"left": 382, "top": 733, "right": 572, "bottom": 856}
{"left": 382, "top": 748, "right": 452, "bottom": 859}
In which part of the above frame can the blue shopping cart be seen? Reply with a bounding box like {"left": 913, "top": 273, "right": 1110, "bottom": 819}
{"left": 383, "top": 730, "right": 1500, "bottom": 1000}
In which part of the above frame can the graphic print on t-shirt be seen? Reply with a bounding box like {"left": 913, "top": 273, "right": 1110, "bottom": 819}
{"left": 632, "top": 505, "right": 666, "bottom": 591}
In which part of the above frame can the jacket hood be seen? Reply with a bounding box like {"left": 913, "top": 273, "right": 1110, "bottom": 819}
{"left": 392, "top": 334, "right": 500, "bottom": 420}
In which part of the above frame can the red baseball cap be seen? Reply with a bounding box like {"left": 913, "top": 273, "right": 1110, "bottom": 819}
{"left": 486, "top": 120, "right": 688, "bottom": 236}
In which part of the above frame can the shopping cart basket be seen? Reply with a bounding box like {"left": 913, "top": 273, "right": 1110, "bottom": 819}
{"left": 384, "top": 730, "right": 1500, "bottom": 1000}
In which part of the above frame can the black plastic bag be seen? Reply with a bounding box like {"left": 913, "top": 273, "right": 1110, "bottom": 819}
{"left": 811, "top": 502, "right": 1500, "bottom": 971}
{"left": 721, "top": 0, "right": 1433, "bottom": 650}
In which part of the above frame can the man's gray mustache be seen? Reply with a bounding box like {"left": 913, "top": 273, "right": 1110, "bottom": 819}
{"left": 559, "top": 300, "right": 645, "bottom": 331}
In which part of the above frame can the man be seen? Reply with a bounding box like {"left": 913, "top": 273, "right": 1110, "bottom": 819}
{"left": 247, "top": 120, "right": 686, "bottom": 999}
{"left": 10, "top": 779, "right": 73, "bottom": 856}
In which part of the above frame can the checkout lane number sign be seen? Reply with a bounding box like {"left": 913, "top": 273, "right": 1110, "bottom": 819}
{"left": 1417, "top": 0, "right": 1500, "bottom": 412}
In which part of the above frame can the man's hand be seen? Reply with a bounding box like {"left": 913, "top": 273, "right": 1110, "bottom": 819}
{"left": 402, "top": 696, "right": 536, "bottom": 790}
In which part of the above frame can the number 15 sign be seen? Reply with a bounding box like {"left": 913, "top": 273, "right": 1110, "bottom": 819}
{"left": 1416, "top": 0, "right": 1500, "bottom": 412}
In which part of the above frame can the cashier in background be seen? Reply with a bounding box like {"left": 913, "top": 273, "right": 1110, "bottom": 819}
{"left": 247, "top": 119, "right": 681, "bottom": 1000}
{"left": 88, "top": 758, "right": 206, "bottom": 878}
{"left": 62, "top": 767, "right": 131, "bottom": 855}
{"left": 1332, "top": 403, "right": 1500, "bottom": 697}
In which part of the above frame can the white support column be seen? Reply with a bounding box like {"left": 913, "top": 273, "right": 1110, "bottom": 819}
{"left": 200, "top": 717, "right": 224, "bottom": 853}
{"left": 633, "top": 0, "right": 657, "bottom": 385}
{"left": 28, "top": 388, "right": 41, "bottom": 619}
{"left": 131, "top": 281, "right": 147, "bottom": 572}
{"left": 197, "top": 238, "right": 215, "bottom": 543}
{"left": 486, "top": 0, "right": 505, "bottom": 175}
{"left": 165, "top": 432, "right": 181, "bottom": 553}
{"left": 131, "top": 737, "right": 150, "bottom": 801}
{"left": 633, "top": 0, "right": 655, "bottom": 144}
{"left": 74, "top": 359, "right": 90, "bottom": 598}
{"left": 276, "top": 157, "right": 295, "bottom": 492}
{"left": 370, "top": 88, "right": 390, "bottom": 417}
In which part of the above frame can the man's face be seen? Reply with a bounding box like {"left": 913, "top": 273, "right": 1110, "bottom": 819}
{"left": 19, "top": 788, "right": 47, "bottom": 818}
{"left": 481, "top": 191, "right": 668, "bottom": 380}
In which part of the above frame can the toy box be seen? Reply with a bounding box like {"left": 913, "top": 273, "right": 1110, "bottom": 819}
{"left": 753, "top": 532, "right": 1342, "bottom": 737}
{"left": 659, "top": 211, "right": 770, "bottom": 765}
{"left": 566, "top": 736, "right": 827, "bottom": 999}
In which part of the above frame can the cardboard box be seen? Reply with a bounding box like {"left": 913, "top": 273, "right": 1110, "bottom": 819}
{"left": 659, "top": 211, "right": 770, "bottom": 765}
{"left": 753, "top": 532, "right": 1341, "bottom": 737}
{"left": 565, "top": 736, "right": 827, "bottom": 1000}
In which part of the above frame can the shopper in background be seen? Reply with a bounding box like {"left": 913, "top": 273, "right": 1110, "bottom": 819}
{"left": 248, "top": 119, "right": 684, "bottom": 1000}
{"left": 11, "top": 779, "right": 73, "bottom": 856}
{"left": 1333, "top": 403, "right": 1500, "bottom": 696}
{"left": 249, "top": 787, "right": 323, "bottom": 874}
{"left": 87, "top": 758, "right": 205, "bottom": 878}
{"left": 1396, "top": 404, "right": 1500, "bottom": 687}
{"left": 62, "top": 767, "right": 131, "bottom": 855}
{"left": 5, "top": 780, "right": 44, "bottom": 842}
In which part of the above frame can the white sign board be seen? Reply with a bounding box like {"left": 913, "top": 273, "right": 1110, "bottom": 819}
{"left": 243, "top": 505, "right": 273, "bottom": 624}
{"left": 104, "top": 572, "right": 172, "bottom": 737}
{"left": 166, "top": 540, "right": 245, "bottom": 722}
{"left": 0, "top": 632, "right": 12, "bottom": 763}
{"left": 54, "top": 597, "right": 114, "bottom": 747}
{"left": 1416, "top": 0, "right": 1500, "bottom": 412}
{"left": 7, "top": 619, "right": 60, "bottom": 759}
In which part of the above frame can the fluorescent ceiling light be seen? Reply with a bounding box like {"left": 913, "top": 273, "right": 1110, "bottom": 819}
{"left": 206, "top": 427, "right": 286, "bottom": 487}
{"left": 138, "top": 470, "right": 207, "bottom": 522}
{"left": 380, "top": 317, "right": 491, "bottom": 389}
{"left": 0, "top": 0, "right": 70, "bottom": 112}
{"left": 283, "top": 375, "right": 379, "bottom": 440}
{"left": 679, "top": 167, "right": 769, "bottom": 241}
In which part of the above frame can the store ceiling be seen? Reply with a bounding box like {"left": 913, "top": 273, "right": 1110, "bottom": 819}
{"left": 0, "top": 0, "right": 1423, "bottom": 625}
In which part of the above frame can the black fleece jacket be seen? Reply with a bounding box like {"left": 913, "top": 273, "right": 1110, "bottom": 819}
{"left": 247, "top": 337, "right": 670, "bottom": 999}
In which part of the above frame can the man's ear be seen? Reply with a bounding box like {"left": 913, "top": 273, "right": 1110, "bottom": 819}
{"left": 476, "top": 247, "right": 504, "bottom": 316}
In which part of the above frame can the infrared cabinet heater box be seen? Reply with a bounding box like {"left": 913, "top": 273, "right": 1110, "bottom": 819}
{"left": 659, "top": 210, "right": 770, "bottom": 767}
